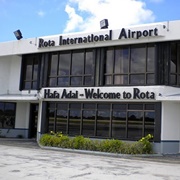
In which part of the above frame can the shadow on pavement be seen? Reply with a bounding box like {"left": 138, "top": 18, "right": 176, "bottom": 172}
{"left": 0, "top": 138, "right": 39, "bottom": 149}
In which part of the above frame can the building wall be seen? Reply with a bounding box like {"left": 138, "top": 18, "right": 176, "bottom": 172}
{"left": 161, "top": 101, "right": 180, "bottom": 153}
{"left": 0, "top": 55, "right": 37, "bottom": 138}
{"left": 15, "top": 102, "right": 30, "bottom": 129}
{"left": 0, "top": 55, "right": 21, "bottom": 94}
{"left": 0, "top": 102, "right": 30, "bottom": 138}
{"left": 8, "top": 55, "right": 21, "bottom": 94}
{"left": 0, "top": 56, "right": 10, "bottom": 94}
{"left": 1, "top": 20, "right": 180, "bottom": 154}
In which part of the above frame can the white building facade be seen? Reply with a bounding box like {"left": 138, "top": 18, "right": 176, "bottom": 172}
{"left": 0, "top": 20, "right": 180, "bottom": 154}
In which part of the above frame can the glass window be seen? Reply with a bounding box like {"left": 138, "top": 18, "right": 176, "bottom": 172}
{"left": 69, "top": 110, "right": 81, "bottom": 135}
{"left": 82, "top": 110, "right": 95, "bottom": 136}
{"left": 104, "top": 48, "right": 114, "bottom": 85}
{"left": 144, "top": 112, "right": 155, "bottom": 137}
{"left": 71, "top": 51, "right": 84, "bottom": 76}
{"left": 104, "top": 44, "right": 155, "bottom": 86}
{"left": 130, "top": 45, "right": 146, "bottom": 73}
{"left": 85, "top": 50, "right": 94, "bottom": 74}
{"left": 57, "top": 103, "right": 68, "bottom": 109}
{"left": 114, "top": 47, "right": 129, "bottom": 74}
{"left": 33, "top": 60, "right": 39, "bottom": 78}
{"left": 70, "top": 103, "right": 81, "bottom": 109}
{"left": 0, "top": 102, "right": 16, "bottom": 129}
{"left": 25, "top": 58, "right": 33, "bottom": 80}
{"left": 46, "top": 102, "right": 159, "bottom": 141}
{"left": 21, "top": 54, "right": 40, "bottom": 90}
{"left": 84, "top": 76, "right": 93, "bottom": 85}
{"left": 170, "top": 43, "right": 177, "bottom": 73}
{"left": 105, "top": 76, "right": 112, "bottom": 85}
{"left": 50, "top": 53, "right": 58, "bottom": 76}
{"left": 49, "top": 78, "right": 57, "bottom": 87}
{"left": 147, "top": 74, "right": 155, "bottom": 85}
{"left": 97, "top": 104, "right": 110, "bottom": 110}
{"left": 170, "top": 75, "right": 177, "bottom": 85}
{"left": 49, "top": 103, "right": 56, "bottom": 109}
{"left": 114, "top": 75, "right": 128, "bottom": 85}
{"left": 169, "top": 42, "right": 180, "bottom": 86}
{"left": 128, "top": 111, "right": 143, "bottom": 139}
{"left": 112, "top": 111, "right": 126, "bottom": 138}
{"left": 71, "top": 77, "right": 82, "bottom": 86}
{"left": 147, "top": 45, "right": 155, "bottom": 72}
{"left": 59, "top": 52, "right": 70, "bottom": 76}
{"left": 130, "top": 74, "right": 145, "bottom": 85}
{"left": 83, "top": 103, "right": 96, "bottom": 109}
{"left": 128, "top": 104, "right": 143, "bottom": 110}
{"left": 113, "top": 104, "right": 126, "bottom": 110}
{"left": 56, "top": 109, "right": 68, "bottom": 134}
{"left": 145, "top": 104, "right": 154, "bottom": 110}
{"left": 48, "top": 109, "right": 55, "bottom": 132}
{"left": 106, "top": 48, "right": 114, "bottom": 74}
{"left": 58, "top": 77, "right": 69, "bottom": 86}
{"left": 48, "top": 49, "right": 95, "bottom": 87}
{"left": 96, "top": 110, "right": 110, "bottom": 137}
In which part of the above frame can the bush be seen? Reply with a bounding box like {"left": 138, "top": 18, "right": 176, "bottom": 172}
{"left": 97, "top": 139, "right": 125, "bottom": 153}
{"left": 39, "top": 134, "right": 55, "bottom": 146}
{"left": 57, "top": 135, "right": 71, "bottom": 148}
{"left": 138, "top": 134, "right": 153, "bottom": 154}
{"left": 72, "top": 136, "right": 85, "bottom": 149}
{"left": 39, "top": 132, "right": 153, "bottom": 154}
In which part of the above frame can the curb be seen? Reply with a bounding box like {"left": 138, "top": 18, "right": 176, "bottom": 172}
{"left": 39, "top": 144, "right": 180, "bottom": 164}
{"left": 38, "top": 143, "right": 163, "bottom": 158}
{"left": 1, "top": 138, "right": 180, "bottom": 164}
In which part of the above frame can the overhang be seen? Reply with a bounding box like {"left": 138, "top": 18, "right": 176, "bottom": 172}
{"left": 0, "top": 94, "right": 38, "bottom": 101}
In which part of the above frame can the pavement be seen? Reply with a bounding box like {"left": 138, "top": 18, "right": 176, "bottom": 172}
{"left": 0, "top": 138, "right": 39, "bottom": 149}
{"left": 0, "top": 138, "right": 180, "bottom": 180}
{"left": 0, "top": 138, "right": 180, "bottom": 164}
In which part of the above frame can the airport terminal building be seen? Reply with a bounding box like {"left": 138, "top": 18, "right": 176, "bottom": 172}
{"left": 0, "top": 20, "right": 180, "bottom": 154}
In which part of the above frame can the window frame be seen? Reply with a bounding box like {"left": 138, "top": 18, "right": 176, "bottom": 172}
{"left": 103, "top": 43, "right": 156, "bottom": 86}
{"left": 169, "top": 42, "right": 180, "bottom": 86}
{"left": 48, "top": 49, "right": 96, "bottom": 87}
{"left": 20, "top": 54, "right": 41, "bottom": 90}
{"left": 46, "top": 102, "right": 161, "bottom": 142}
{"left": 0, "top": 102, "right": 16, "bottom": 129}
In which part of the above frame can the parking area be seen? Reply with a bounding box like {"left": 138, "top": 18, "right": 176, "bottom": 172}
{"left": 0, "top": 138, "right": 180, "bottom": 180}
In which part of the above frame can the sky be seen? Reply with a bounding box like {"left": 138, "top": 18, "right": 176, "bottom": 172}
{"left": 1, "top": 0, "right": 180, "bottom": 42}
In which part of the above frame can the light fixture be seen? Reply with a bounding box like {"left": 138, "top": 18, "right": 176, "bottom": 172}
{"left": 100, "top": 19, "right": 109, "bottom": 29}
{"left": 14, "top": 29, "right": 23, "bottom": 40}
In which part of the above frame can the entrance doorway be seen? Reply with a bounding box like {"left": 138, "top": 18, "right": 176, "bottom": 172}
{"left": 29, "top": 104, "right": 39, "bottom": 138}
